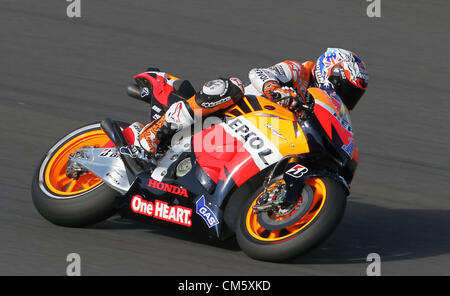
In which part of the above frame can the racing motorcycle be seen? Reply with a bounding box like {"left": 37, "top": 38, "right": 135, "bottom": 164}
{"left": 31, "top": 71, "right": 358, "bottom": 262}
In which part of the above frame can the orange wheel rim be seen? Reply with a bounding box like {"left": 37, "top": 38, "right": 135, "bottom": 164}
{"left": 44, "top": 129, "right": 110, "bottom": 196}
{"left": 245, "top": 177, "right": 327, "bottom": 242}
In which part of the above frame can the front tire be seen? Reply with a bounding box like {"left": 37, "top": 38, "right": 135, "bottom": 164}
{"left": 31, "top": 123, "right": 119, "bottom": 227}
{"left": 235, "top": 177, "right": 347, "bottom": 262}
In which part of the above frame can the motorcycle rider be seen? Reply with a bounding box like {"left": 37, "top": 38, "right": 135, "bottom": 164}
{"left": 132, "top": 48, "right": 369, "bottom": 154}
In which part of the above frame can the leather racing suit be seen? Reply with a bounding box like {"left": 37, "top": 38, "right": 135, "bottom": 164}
{"left": 134, "top": 60, "right": 314, "bottom": 154}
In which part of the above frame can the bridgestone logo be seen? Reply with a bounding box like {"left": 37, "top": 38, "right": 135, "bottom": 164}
{"left": 147, "top": 179, "right": 189, "bottom": 197}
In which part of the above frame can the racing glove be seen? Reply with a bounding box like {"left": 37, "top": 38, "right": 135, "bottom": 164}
{"left": 263, "top": 81, "right": 297, "bottom": 107}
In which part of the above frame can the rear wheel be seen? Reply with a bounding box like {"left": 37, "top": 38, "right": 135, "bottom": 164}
{"left": 31, "top": 123, "right": 120, "bottom": 227}
{"left": 235, "top": 176, "right": 347, "bottom": 262}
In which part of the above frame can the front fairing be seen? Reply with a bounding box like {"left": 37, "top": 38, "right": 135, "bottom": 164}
{"left": 306, "top": 87, "right": 358, "bottom": 166}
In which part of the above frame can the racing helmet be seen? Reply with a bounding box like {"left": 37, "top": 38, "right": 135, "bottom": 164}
{"left": 313, "top": 48, "right": 368, "bottom": 110}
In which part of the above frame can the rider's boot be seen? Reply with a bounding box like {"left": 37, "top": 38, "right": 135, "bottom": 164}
{"left": 138, "top": 100, "right": 194, "bottom": 154}
{"left": 122, "top": 122, "right": 144, "bottom": 146}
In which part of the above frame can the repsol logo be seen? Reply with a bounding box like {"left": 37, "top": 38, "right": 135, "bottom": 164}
{"left": 226, "top": 118, "right": 278, "bottom": 167}
{"left": 147, "top": 179, "right": 189, "bottom": 197}
{"left": 228, "top": 119, "right": 265, "bottom": 149}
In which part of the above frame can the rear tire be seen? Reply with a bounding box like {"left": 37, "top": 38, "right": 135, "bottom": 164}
{"left": 31, "top": 123, "right": 121, "bottom": 227}
{"left": 235, "top": 177, "right": 347, "bottom": 262}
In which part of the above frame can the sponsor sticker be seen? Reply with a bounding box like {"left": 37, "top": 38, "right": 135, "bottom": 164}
{"left": 119, "top": 146, "right": 139, "bottom": 158}
{"left": 196, "top": 196, "right": 219, "bottom": 228}
{"left": 222, "top": 117, "right": 282, "bottom": 170}
{"left": 254, "top": 69, "right": 271, "bottom": 82}
{"left": 131, "top": 195, "right": 192, "bottom": 227}
{"left": 285, "top": 164, "right": 308, "bottom": 178}
{"left": 265, "top": 123, "right": 287, "bottom": 140}
{"left": 201, "top": 96, "right": 231, "bottom": 108}
{"left": 229, "top": 77, "right": 244, "bottom": 93}
{"left": 141, "top": 87, "right": 150, "bottom": 97}
{"left": 272, "top": 64, "right": 286, "bottom": 78}
{"left": 152, "top": 105, "right": 162, "bottom": 113}
{"left": 147, "top": 179, "right": 189, "bottom": 197}
{"left": 341, "top": 137, "right": 354, "bottom": 157}
{"left": 98, "top": 148, "right": 120, "bottom": 158}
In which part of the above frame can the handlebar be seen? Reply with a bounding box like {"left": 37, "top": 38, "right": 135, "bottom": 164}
{"left": 270, "top": 92, "right": 315, "bottom": 115}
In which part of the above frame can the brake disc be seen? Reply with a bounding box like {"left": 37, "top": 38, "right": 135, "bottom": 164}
{"left": 257, "top": 185, "right": 314, "bottom": 230}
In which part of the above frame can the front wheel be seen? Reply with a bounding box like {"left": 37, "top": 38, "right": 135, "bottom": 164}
{"left": 31, "top": 123, "right": 121, "bottom": 227}
{"left": 236, "top": 176, "right": 347, "bottom": 262}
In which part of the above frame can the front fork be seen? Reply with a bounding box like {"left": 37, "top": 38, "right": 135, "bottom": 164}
{"left": 253, "top": 156, "right": 310, "bottom": 214}
{"left": 282, "top": 160, "right": 310, "bottom": 206}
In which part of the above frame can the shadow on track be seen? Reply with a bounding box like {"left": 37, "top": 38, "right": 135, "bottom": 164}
{"left": 92, "top": 200, "right": 450, "bottom": 263}
{"left": 92, "top": 215, "right": 241, "bottom": 251}
{"left": 294, "top": 200, "right": 450, "bottom": 264}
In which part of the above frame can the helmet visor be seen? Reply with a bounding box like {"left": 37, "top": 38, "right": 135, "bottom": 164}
{"left": 336, "top": 79, "right": 365, "bottom": 110}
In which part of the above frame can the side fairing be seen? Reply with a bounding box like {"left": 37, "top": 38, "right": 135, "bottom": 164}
{"left": 193, "top": 96, "right": 310, "bottom": 188}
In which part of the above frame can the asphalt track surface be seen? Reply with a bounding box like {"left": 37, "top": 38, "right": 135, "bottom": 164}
{"left": 1, "top": 0, "right": 449, "bottom": 276}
